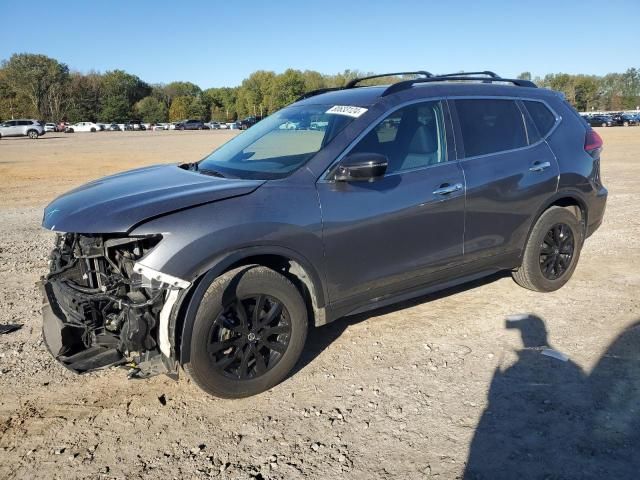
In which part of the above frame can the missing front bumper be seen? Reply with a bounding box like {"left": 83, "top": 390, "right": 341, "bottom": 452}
{"left": 40, "top": 280, "right": 125, "bottom": 372}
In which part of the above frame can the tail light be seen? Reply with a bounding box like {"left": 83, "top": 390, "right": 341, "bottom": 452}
{"left": 584, "top": 128, "right": 603, "bottom": 156}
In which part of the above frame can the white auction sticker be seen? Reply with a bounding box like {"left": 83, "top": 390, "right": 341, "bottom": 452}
{"left": 325, "top": 105, "right": 368, "bottom": 118}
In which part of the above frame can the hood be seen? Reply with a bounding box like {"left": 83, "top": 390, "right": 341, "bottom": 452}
{"left": 42, "top": 164, "right": 265, "bottom": 233}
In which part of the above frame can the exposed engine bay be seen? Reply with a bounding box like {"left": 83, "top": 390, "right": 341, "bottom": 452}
{"left": 40, "top": 233, "right": 179, "bottom": 377}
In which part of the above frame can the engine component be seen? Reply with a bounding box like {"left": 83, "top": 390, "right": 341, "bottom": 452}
{"left": 41, "top": 233, "right": 173, "bottom": 374}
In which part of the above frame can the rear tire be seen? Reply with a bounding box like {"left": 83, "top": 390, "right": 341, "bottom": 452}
{"left": 27, "top": 130, "right": 39, "bottom": 139}
{"left": 184, "top": 266, "right": 308, "bottom": 398}
{"left": 512, "top": 206, "right": 583, "bottom": 292}
{"left": 90, "top": 127, "right": 96, "bottom": 132}
{"left": 601, "top": 122, "right": 607, "bottom": 127}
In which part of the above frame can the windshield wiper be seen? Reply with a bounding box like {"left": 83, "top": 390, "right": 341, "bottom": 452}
{"left": 182, "top": 162, "right": 226, "bottom": 178}
{"left": 198, "top": 168, "right": 226, "bottom": 178}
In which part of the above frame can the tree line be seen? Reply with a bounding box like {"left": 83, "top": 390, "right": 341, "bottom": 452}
{"left": 1, "top": 53, "right": 638, "bottom": 124}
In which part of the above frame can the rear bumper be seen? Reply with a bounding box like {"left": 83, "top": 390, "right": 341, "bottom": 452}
{"left": 586, "top": 186, "right": 608, "bottom": 238}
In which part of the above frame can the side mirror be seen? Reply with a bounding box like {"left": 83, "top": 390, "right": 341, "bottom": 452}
{"left": 334, "top": 152, "right": 388, "bottom": 182}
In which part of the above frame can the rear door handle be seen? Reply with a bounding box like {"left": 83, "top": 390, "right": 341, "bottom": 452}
{"left": 529, "top": 161, "right": 551, "bottom": 172}
{"left": 433, "top": 183, "right": 463, "bottom": 196}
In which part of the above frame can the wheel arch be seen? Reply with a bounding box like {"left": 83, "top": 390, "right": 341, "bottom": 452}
{"left": 171, "top": 246, "right": 327, "bottom": 365}
{"left": 521, "top": 191, "right": 588, "bottom": 261}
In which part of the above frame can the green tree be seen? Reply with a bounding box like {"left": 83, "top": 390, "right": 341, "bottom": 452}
{"left": 1, "top": 53, "right": 69, "bottom": 119}
{"left": 65, "top": 72, "right": 102, "bottom": 122}
{"left": 100, "top": 95, "right": 131, "bottom": 123}
{"left": 271, "top": 69, "right": 306, "bottom": 110}
{"left": 169, "top": 96, "right": 189, "bottom": 121}
{"left": 99, "top": 69, "right": 151, "bottom": 121}
{"left": 574, "top": 75, "right": 599, "bottom": 112}
{"left": 163, "top": 81, "right": 201, "bottom": 103}
{"left": 168, "top": 95, "right": 206, "bottom": 121}
{"left": 236, "top": 70, "right": 276, "bottom": 117}
{"left": 204, "top": 87, "right": 238, "bottom": 121}
{"left": 302, "top": 70, "right": 327, "bottom": 92}
{"left": 134, "top": 96, "right": 168, "bottom": 123}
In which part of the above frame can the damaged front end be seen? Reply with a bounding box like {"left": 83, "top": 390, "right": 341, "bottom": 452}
{"left": 40, "top": 233, "right": 188, "bottom": 377}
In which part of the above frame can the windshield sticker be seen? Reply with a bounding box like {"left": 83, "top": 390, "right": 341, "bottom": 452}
{"left": 325, "top": 105, "right": 368, "bottom": 118}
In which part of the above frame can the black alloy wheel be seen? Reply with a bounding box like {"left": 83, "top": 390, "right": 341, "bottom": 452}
{"left": 539, "top": 223, "right": 575, "bottom": 280}
{"left": 207, "top": 294, "right": 291, "bottom": 380}
{"left": 512, "top": 206, "right": 583, "bottom": 292}
{"left": 184, "top": 265, "right": 308, "bottom": 398}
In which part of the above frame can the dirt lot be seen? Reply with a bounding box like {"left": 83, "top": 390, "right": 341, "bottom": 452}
{"left": 0, "top": 129, "right": 638, "bottom": 479}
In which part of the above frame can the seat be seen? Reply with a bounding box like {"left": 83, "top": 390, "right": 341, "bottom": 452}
{"left": 399, "top": 124, "right": 439, "bottom": 171}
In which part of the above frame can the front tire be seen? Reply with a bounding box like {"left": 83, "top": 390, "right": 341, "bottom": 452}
{"left": 27, "top": 130, "right": 39, "bottom": 139}
{"left": 513, "top": 206, "right": 583, "bottom": 292}
{"left": 184, "top": 266, "right": 308, "bottom": 398}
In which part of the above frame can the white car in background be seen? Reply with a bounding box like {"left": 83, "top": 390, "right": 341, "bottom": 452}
{"left": 65, "top": 122, "right": 103, "bottom": 133}
{"left": 44, "top": 123, "right": 57, "bottom": 132}
{"left": 151, "top": 123, "right": 168, "bottom": 131}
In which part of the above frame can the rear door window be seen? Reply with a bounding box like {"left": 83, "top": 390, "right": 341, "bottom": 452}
{"left": 523, "top": 100, "right": 557, "bottom": 137}
{"left": 455, "top": 99, "right": 528, "bottom": 158}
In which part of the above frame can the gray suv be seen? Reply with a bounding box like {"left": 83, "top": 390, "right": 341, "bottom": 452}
{"left": 40, "top": 71, "right": 607, "bottom": 398}
{"left": 0, "top": 119, "right": 45, "bottom": 139}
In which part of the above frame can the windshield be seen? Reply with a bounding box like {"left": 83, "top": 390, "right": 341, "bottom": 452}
{"left": 198, "top": 104, "right": 359, "bottom": 179}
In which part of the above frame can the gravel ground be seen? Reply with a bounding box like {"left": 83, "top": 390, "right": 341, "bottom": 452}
{"left": 0, "top": 129, "right": 638, "bottom": 479}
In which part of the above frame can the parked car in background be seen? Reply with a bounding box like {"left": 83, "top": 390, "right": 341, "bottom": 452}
{"left": 205, "top": 121, "right": 220, "bottom": 130}
{"left": 124, "top": 120, "right": 146, "bottom": 131}
{"left": 0, "top": 119, "right": 45, "bottom": 139}
{"left": 217, "top": 122, "right": 229, "bottom": 130}
{"left": 175, "top": 119, "right": 205, "bottom": 130}
{"left": 585, "top": 115, "right": 614, "bottom": 127}
{"left": 612, "top": 113, "right": 638, "bottom": 126}
{"left": 39, "top": 71, "right": 607, "bottom": 398}
{"left": 104, "top": 123, "right": 121, "bottom": 131}
{"left": 44, "top": 123, "right": 57, "bottom": 132}
{"left": 65, "top": 122, "right": 103, "bottom": 133}
{"left": 238, "top": 116, "right": 263, "bottom": 130}
{"left": 151, "top": 123, "right": 168, "bottom": 131}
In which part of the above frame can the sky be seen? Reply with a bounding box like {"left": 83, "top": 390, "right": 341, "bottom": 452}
{"left": 1, "top": 0, "right": 638, "bottom": 89}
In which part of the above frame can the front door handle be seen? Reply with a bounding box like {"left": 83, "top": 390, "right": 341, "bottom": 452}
{"left": 529, "top": 161, "right": 551, "bottom": 172}
{"left": 433, "top": 183, "right": 463, "bottom": 196}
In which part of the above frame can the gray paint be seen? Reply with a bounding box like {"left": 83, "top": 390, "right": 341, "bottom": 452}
{"left": 41, "top": 81, "right": 608, "bottom": 330}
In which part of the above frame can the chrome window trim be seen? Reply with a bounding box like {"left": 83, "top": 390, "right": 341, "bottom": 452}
{"left": 318, "top": 97, "right": 450, "bottom": 182}
{"left": 449, "top": 95, "right": 562, "bottom": 163}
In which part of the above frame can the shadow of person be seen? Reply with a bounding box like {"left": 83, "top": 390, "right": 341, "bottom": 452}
{"left": 584, "top": 320, "right": 640, "bottom": 477}
{"left": 464, "top": 314, "right": 591, "bottom": 480}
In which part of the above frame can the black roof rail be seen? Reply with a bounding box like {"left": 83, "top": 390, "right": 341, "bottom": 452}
{"left": 296, "top": 87, "right": 342, "bottom": 101}
{"left": 295, "top": 71, "right": 434, "bottom": 102}
{"left": 344, "top": 71, "right": 433, "bottom": 88}
{"left": 381, "top": 75, "right": 537, "bottom": 97}
{"left": 436, "top": 71, "right": 499, "bottom": 79}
